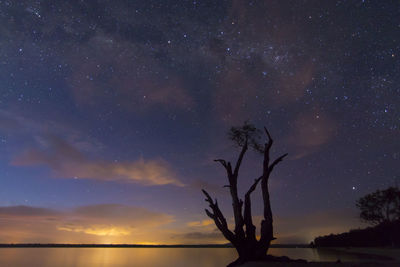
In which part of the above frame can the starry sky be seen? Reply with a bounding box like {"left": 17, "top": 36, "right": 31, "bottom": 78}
{"left": 0, "top": 0, "right": 399, "bottom": 244}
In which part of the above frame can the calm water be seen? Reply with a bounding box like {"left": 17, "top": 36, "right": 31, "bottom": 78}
{"left": 0, "top": 247, "right": 390, "bottom": 267}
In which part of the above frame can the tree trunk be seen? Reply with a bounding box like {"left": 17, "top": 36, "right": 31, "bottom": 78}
{"left": 228, "top": 240, "right": 272, "bottom": 267}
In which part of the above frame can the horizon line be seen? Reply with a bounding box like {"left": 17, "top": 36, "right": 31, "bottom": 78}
{"left": 0, "top": 243, "right": 310, "bottom": 248}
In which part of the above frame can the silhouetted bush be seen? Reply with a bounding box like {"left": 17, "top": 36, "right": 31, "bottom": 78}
{"left": 356, "top": 187, "right": 400, "bottom": 225}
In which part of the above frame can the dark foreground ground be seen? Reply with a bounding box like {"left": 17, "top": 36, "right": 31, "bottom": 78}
{"left": 241, "top": 248, "right": 400, "bottom": 267}
{"left": 242, "top": 263, "right": 399, "bottom": 267}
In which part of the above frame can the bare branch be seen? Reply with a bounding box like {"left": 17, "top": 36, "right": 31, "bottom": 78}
{"left": 202, "top": 189, "right": 235, "bottom": 242}
{"left": 261, "top": 127, "right": 275, "bottom": 177}
{"left": 214, "top": 158, "right": 243, "bottom": 238}
{"left": 202, "top": 190, "right": 227, "bottom": 228}
{"left": 202, "top": 189, "right": 213, "bottom": 203}
{"left": 264, "top": 127, "right": 274, "bottom": 154}
{"left": 233, "top": 136, "right": 248, "bottom": 177}
{"left": 268, "top": 153, "right": 288, "bottom": 173}
{"left": 205, "top": 209, "right": 215, "bottom": 219}
{"left": 214, "top": 159, "right": 233, "bottom": 176}
{"left": 227, "top": 162, "right": 232, "bottom": 172}
{"left": 245, "top": 176, "right": 263, "bottom": 198}
{"left": 214, "top": 159, "right": 227, "bottom": 168}
{"left": 264, "top": 127, "right": 272, "bottom": 143}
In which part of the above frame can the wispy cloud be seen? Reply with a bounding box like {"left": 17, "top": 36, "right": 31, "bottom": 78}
{"left": 13, "top": 135, "right": 184, "bottom": 186}
{"left": 57, "top": 225, "right": 132, "bottom": 237}
{"left": 187, "top": 219, "right": 214, "bottom": 227}
{"left": 176, "top": 230, "right": 223, "bottom": 240}
{"left": 0, "top": 204, "right": 174, "bottom": 243}
{"left": 0, "top": 109, "right": 103, "bottom": 154}
{"left": 57, "top": 204, "right": 174, "bottom": 237}
{"left": 173, "top": 218, "right": 226, "bottom": 243}
{"left": 0, "top": 205, "right": 59, "bottom": 217}
{"left": 286, "top": 110, "right": 337, "bottom": 159}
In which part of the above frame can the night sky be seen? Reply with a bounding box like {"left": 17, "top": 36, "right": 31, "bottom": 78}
{"left": 0, "top": 0, "right": 399, "bottom": 244}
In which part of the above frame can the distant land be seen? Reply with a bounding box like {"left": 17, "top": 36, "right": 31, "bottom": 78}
{"left": 0, "top": 243, "right": 310, "bottom": 248}
{"left": 313, "top": 220, "right": 400, "bottom": 247}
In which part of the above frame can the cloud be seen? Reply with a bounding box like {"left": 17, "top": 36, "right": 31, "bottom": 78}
{"left": 172, "top": 224, "right": 225, "bottom": 242}
{"left": 0, "top": 205, "right": 59, "bottom": 217}
{"left": 56, "top": 204, "right": 174, "bottom": 237}
{"left": 187, "top": 219, "right": 214, "bottom": 227}
{"left": 0, "top": 110, "right": 103, "bottom": 154}
{"left": 175, "top": 219, "right": 226, "bottom": 243}
{"left": 178, "top": 230, "right": 222, "bottom": 240}
{"left": 0, "top": 110, "right": 42, "bottom": 134}
{"left": 0, "top": 204, "right": 174, "bottom": 243}
{"left": 0, "top": 205, "right": 362, "bottom": 244}
{"left": 286, "top": 111, "right": 337, "bottom": 159}
{"left": 57, "top": 225, "right": 132, "bottom": 237}
{"left": 73, "top": 204, "right": 174, "bottom": 226}
{"left": 272, "top": 60, "right": 315, "bottom": 106}
{"left": 292, "top": 112, "right": 336, "bottom": 147}
{"left": 13, "top": 135, "right": 184, "bottom": 186}
{"left": 0, "top": 111, "right": 20, "bottom": 132}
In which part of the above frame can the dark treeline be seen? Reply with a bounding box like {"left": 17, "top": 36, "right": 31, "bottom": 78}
{"left": 313, "top": 220, "right": 400, "bottom": 247}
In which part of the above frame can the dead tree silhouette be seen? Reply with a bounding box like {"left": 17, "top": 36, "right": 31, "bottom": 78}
{"left": 202, "top": 123, "right": 288, "bottom": 266}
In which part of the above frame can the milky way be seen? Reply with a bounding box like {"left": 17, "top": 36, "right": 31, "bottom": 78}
{"left": 0, "top": 0, "right": 399, "bottom": 244}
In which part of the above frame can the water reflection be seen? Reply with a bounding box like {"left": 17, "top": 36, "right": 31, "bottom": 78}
{"left": 0, "top": 248, "right": 392, "bottom": 267}
{"left": 0, "top": 248, "right": 236, "bottom": 267}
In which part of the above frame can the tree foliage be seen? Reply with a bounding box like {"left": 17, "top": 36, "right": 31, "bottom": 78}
{"left": 356, "top": 187, "right": 400, "bottom": 225}
{"left": 228, "top": 121, "right": 264, "bottom": 153}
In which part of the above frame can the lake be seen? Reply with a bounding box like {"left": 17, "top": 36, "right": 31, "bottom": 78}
{"left": 0, "top": 247, "right": 393, "bottom": 266}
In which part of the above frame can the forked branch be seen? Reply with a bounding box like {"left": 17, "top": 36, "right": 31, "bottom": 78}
{"left": 214, "top": 159, "right": 233, "bottom": 176}
{"left": 202, "top": 189, "right": 235, "bottom": 242}
{"left": 234, "top": 137, "right": 248, "bottom": 177}
{"left": 246, "top": 176, "right": 263, "bottom": 198}
{"left": 264, "top": 127, "right": 273, "bottom": 151}
{"left": 268, "top": 153, "right": 288, "bottom": 173}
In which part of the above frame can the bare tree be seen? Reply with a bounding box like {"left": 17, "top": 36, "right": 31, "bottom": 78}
{"left": 202, "top": 122, "right": 287, "bottom": 266}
